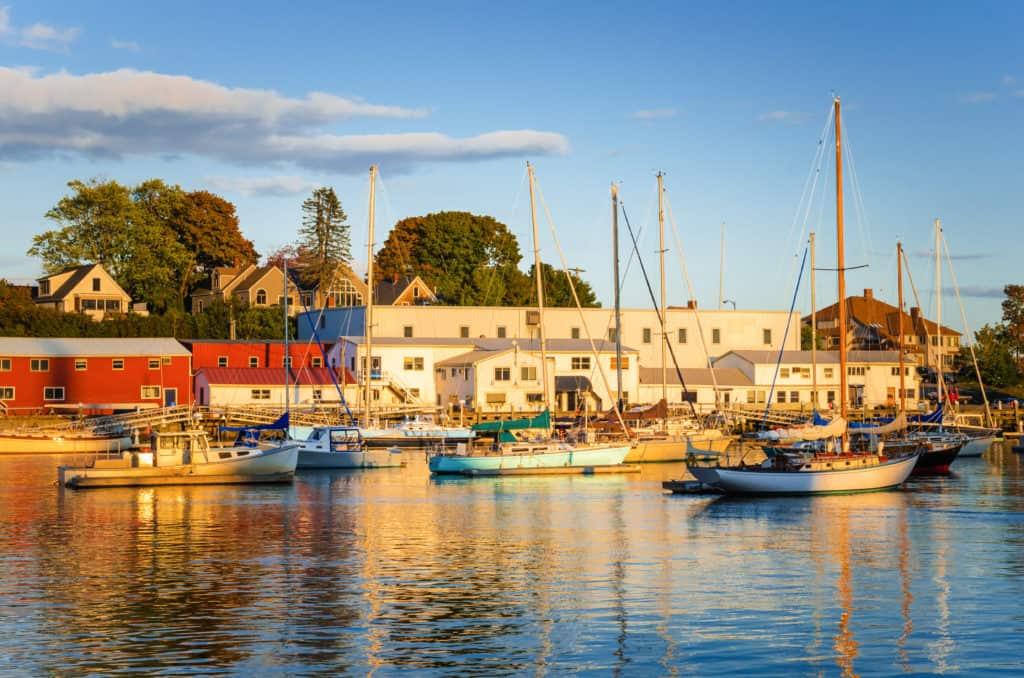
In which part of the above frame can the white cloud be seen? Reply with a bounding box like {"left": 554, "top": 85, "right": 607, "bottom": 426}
{"left": 0, "top": 67, "right": 569, "bottom": 173}
{"left": 111, "top": 39, "right": 140, "bottom": 51}
{"left": 959, "top": 91, "right": 996, "bottom": 103}
{"left": 205, "top": 175, "right": 321, "bottom": 197}
{"left": 1002, "top": 75, "right": 1016, "bottom": 86}
{"left": 631, "top": 108, "right": 678, "bottom": 120}
{"left": 0, "top": 7, "right": 79, "bottom": 52}
{"left": 759, "top": 110, "right": 807, "bottom": 123}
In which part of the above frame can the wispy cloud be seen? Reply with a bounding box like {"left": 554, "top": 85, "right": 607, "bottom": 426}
{"left": 631, "top": 108, "right": 678, "bottom": 120}
{"left": 0, "top": 67, "right": 569, "bottom": 174}
{"left": 758, "top": 110, "right": 808, "bottom": 123}
{"left": 909, "top": 249, "right": 992, "bottom": 262}
{"left": 0, "top": 7, "right": 79, "bottom": 52}
{"left": 1002, "top": 75, "right": 1016, "bottom": 86}
{"left": 111, "top": 39, "right": 139, "bottom": 51}
{"left": 942, "top": 285, "right": 1004, "bottom": 299}
{"left": 205, "top": 175, "right": 320, "bottom": 197}
{"left": 959, "top": 91, "right": 996, "bottom": 104}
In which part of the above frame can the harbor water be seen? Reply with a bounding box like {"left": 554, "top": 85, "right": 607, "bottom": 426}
{"left": 2, "top": 445, "right": 1023, "bottom": 675}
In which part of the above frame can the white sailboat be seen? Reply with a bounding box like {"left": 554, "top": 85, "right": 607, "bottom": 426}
{"left": 685, "top": 97, "right": 920, "bottom": 495}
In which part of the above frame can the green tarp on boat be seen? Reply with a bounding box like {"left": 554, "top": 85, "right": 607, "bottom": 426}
{"left": 472, "top": 409, "right": 551, "bottom": 433}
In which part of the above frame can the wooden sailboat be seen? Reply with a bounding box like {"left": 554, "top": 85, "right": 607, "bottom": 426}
{"left": 684, "top": 97, "right": 920, "bottom": 495}
{"left": 428, "top": 164, "right": 630, "bottom": 474}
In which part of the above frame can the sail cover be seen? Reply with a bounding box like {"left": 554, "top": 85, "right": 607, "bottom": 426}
{"left": 762, "top": 416, "right": 847, "bottom": 441}
{"left": 472, "top": 409, "right": 551, "bottom": 432}
{"left": 851, "top": 412, "right": 908, "bottom": 435}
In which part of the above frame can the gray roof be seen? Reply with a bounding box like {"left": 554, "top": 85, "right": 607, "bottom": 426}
{"left": 0, "top": 337, "right": 190, "bottom": 357}
{"left": 436, "top": 349, "right": 509, "bottom": 367}
{"left": 639, "top": 367, "right": 752, "bottom": 387}
{"left": 342, "top": 336, "right": 477, "bottom": 347}
{"left": 716, "top": 350, "right": 902, "bottom": 365}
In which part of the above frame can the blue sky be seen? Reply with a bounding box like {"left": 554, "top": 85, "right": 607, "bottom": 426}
{"left": 1, "top": 1, "right": 1021, "bottom": 336}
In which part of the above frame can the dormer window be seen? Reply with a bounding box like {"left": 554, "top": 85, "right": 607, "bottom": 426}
{"left": 39, "top": 280, "right": 50, "bottom": 296}
{"left": 256, "top": 289, "right": 267, "bottom": 305}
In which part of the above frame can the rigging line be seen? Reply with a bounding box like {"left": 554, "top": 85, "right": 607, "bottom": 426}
{"left": 296, "top": 294, "right": 356, "bottom": 426}
{"left": 763, "top": 246, "right": 808, "bottom": 427}
{"left": 900, "top": 247, "right": 933, "bottom": 371}
{"left": 535, "top": 180, "right": 628, "bottom": 434}
{"left": 663, "top": 192, "right": 721, "bottom": 402}
{"left": 619, "top": 200, "right": 700, "bottom": 422}
{"left": 841, "top": 120, "right": 875, "bottom": 273}
{"left": 942, "top": 232, "right": 992, "bottom": 424}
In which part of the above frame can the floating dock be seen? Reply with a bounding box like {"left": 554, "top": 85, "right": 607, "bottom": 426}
{"left": 662, "top": 479, "right": 722, "bottom": 495}
{"left": 60, "top": 470, "right": 294, "bottom": 489}
{"left": 457, "top": 464, "right": 641, "bottom": 477}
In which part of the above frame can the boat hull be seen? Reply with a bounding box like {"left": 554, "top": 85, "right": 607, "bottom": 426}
{"left": 625, "top": 432, "right": 729, "bottom": 463}
{"left": 913, "top": 442, "right": 963, "bottom": 474}
{"left": 429, "top": 444, "right": 630, "bottom": 474}
{"left": 297, "top": 447, "right": 403, "bottom": 469}
{"left": 957, "top": 435, "right": 996, "bottom": 458}
{"left": 59, "top": 443, "right": 299, "bottom": 488}
{"left": 695, "top": 454, "right": 919, "bottom": 495}
{"left": 0, "top": 434, "right": 132, "bottom": 454}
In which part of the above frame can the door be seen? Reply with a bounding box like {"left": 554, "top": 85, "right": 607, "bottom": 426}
{"left": 164, "top": 388, "right": 177, "bottom": 407}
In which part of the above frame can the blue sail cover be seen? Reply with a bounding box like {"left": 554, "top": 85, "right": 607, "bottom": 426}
{"left": 820, "top": 404, "right": 944, "bottom": 429}
{"left": 219, "top": 412, "right": 290, "bottom": 433}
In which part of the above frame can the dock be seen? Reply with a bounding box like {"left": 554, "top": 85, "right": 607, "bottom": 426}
{"left": 662, "top": 479, "right": 722, "bottom": 495}
{"left": 457, "top": 464, "right": 641, "bottom": 477}
{"left": 61, "top": 471, "right": 295, "bottom": 489}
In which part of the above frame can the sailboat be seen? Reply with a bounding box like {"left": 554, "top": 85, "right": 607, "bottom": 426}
{"left": 684, "top": 97, "right": 920, "bottom": 495}
{"left": 623, "top": 172, "right": 727, "bottom": 462}
{"left": 293, "top": 165, "right": 404, "bottom": 469}
{"left": 428, "top": 164, "right": 631, "bottom": 475}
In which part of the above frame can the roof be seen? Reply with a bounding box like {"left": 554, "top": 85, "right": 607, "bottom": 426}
{"left": 342, "top": 336, "right": 477, "bottom": 347}
{"left": 179, "top": 339, "right": 335, "bottom": 346}
{"left": 196, "top": 367, "right": 355, "bottom": 386}
{"left": 374, "top": 276, "right": 418, "bottom": 305}
{"left": 639, "top": 367, "right": 753, "bottom": 387}
{"left": 436, "top": 349, "right": 510, "bottom": 367}
{"left": 433, "top": 338, "right": 638, "bottom": 366}
{"left": 34, "top": 264, "right": 101, "bottom": 303}
{"left": 807, "top": 292, "right": 961, "bottom": 338}
{"left": 0, "top": 337, "right": 190, "bottom": 357}
{"left": 716, "top": 350, "right": 903, "bottom": 365}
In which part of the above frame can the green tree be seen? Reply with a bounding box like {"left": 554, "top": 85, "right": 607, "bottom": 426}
{"left": 800, "top": 323, "right": 824, "bottom": 350}
{"left": 524, "top": 263, "right": 600, "bottom": 307}
{"left": 1002, "top": 284, "right": 1024, "bottom": 367}
{"left": 174, "top": 190, "right": 258, "bottom": 300}
{"left": 298, "top": 187, "right": 350, "bottom": 292}
{"left": 962, "top": 323, "right": 1019, "bottom": 388}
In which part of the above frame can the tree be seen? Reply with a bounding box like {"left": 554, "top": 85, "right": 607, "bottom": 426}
{"left": 524, "top": 263, "right": 600, "bottom": 307}
{"left": 800, "top": 324, "right": 824, "bottom": 350}
{"left": 376, "top": 211, "right": 531, "bottom": 305}
{"left": 962, "top": 323, "right": 1019, "bottom": 388}
{"left": 174, "top": 190, "right": 258, "bottom": 300}
{"left": 1002, "top": 284, "right": 1024, "bottom": 367}
{"left": 298, "top": 187, "right": 350, "bottom": 292}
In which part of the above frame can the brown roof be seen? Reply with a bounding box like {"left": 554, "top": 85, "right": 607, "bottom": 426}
{"left": 806, "top": 291, "right": 960, "bottom": 338}
{"left": 34, "top": 264, "right": 99, "bottom": 303}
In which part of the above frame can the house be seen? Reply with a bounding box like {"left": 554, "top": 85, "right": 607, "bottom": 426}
{"left": 312, "top": 266, "right": 437, "bottom": 309}
{"left": 806, "top": 288, "right": 962, "bottom": 372}
{"left": 191, "top": 263, "right": 311, "bottom": 316}
{"left": 638, "top": 367, "right": 753, "bottom": 411}
{"left": 193, "top": 367, "right": 356, "bottom": 409}
{"left": 179, "top": 340, "right": 331, "bottom": 372}
{"left": 712, "top": 350, "right": 921, "bottom": 410}
{"left": 33, "top": 264, "right": 138, "bottom": 321}
{"left": 0, "top": 337, "right": 191, "bottom": 414}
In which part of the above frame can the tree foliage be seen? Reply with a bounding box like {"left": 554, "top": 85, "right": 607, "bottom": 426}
{"left": 800, "top": 323, "right": 824, "bottom": 350}
{"left": 1002, "top": 284, "right": 1024, "bottom": 367}
{"left": 297, "top": 187, "right": 350, "bottom": 291}
{"left": 961, "top": 323, "right": 1019, "bottom": 388}
{"left": 525, "top": 263, "right": 600, "bottom": 308}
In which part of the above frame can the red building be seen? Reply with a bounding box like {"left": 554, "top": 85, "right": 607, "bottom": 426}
{"left": 180, "top": 340, "right": 332, "bottom": 372}
{"left": 0, "top": 337, "right": 192, "bottom": 414}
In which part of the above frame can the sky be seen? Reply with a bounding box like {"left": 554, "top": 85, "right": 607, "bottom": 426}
{"left": 1, "top": 1, "right": 1021, "bottom": 336}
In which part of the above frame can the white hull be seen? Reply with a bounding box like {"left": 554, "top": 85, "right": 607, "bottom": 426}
{"left": 430, "top": 443, "right": 630, "bottom": 474}
{"left": 0, "top": 433, "right": 132, "bottom": 454}
{"left": 297, "top": 447, "right": 402, "bottom": 469}
{"left": 957, "top": 436, "right": 996, "bottom": 458}
{"left": 626, "top": 431, "right": 728, "bottom": 463}
{"left": 694, "top": 454, "right": 919, "bottom": 495}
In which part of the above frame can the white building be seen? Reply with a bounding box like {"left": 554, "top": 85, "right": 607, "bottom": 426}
{"left": 711, "top": 350, "right": 920, "bottom": 410}
{"left": 299, "top": 305, "right": 800, "bottom": 371}
{"left": 194, "top": 367, "right": 357, "bottom": 409}
{"left": 638, "top": 367, "right": 754, "bottom": 412}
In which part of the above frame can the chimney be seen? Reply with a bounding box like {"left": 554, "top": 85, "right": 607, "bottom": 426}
{"left": 393, "top": 273, "right": 399, "bottom": 284}
{"left": 687, "top": 299, "right": 697, "bottom": 310}
{"left": 863, "top": 288, "right": 873, "bottom": 300}
{"left": 910, "top": 307, "right": 920, "bottom": 322}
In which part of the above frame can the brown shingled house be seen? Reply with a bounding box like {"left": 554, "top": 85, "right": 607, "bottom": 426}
{"left": 804, "top": 288, "right": 961, "bottom": 372}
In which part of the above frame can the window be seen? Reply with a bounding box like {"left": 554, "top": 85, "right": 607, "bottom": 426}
{"left": 82, "top": 299, "right": 98, "bottom": 311}
{"left": 905, "top": 389, "right": 916, "bottom": 400}
{"left": 413, "top": 287, "right": 420, "bottom": 298}
{"left": 409, "top": 388, "right": 421, "bottom": 399}
{"left": 0, "top": 358, "right": 10, "bottom": 371}
{"left": 643, "top": 328, "right": 652, "bottom": 344}
{"left": 747, "top": 391, "right": 756, "bottom": 404}
{"left": 0, "top": 387, "right": 13, "bottom": 399}
{"left": 527, "top": 392, "right": 544, "bottom": 403}
{"left": 372, "top": 389, "right": 381, "bottom": 401}
{"left": 217, "top": 356, "right": 228, "bottom": 367}
{"left": 112, "top": 359, "right": 124, "bottom": 370}
{"left": 75, "top": 359, "right": 87, "bottom": 371}
{"left": 931, "top": 336, "right": 938, "bottom": 346}
{"left": 148, "top": 358, "right": 160, "bottom": 369}
{"left": 780, "top": 367, "right": 790, "bottom": 378}
{"left": 30, "top": 359, "right": 49, "bottom": 372}
{"left": 251, "top": 389, "right": 271, "bottom": 400}
{"left": 827, "top": 391, "right": 836, "bottom": 403}
{"left": 712, "top": 328, "right": 721, "bottom": 344}
{"left": 301, "top": 293, "right": 313, "bottom": 307}
{"left": 621, "top": 392, "right": 629, "bottom": 404}
{"left": 607, "top": 328, "right": 618, "bottom": 342}
{"left": 313, "top": 388, "right": 323, "bottom": 402}
{"left": 848, "top": 366, "right": 866, "bottom": 376}
{"left": 278, "top": 295, "right": 293, "bottom": 307}
{"left": 763, "top": 329, "right": 772, "bottom": 345}
{"left": 141, "top": 385, "right": 161, "bottom": 399}
{"left": 494, "top": 367, "right": 511, "bottom": 381}
{"left": 678, "top": 328, "right": 687, "bottom": 344}
{"left": 790, "top": 391, "right": 799, "bottom": 403}
{"left": 162, "top": 356, "right": 172, "bottom": 365}
{"left": 326, "top": 278, "right": 363, "bottom": 307}
{"left": 403, "top": 326, "right": 414, "bottom": 338}
{"left": 43, "top": 386, "right": 65, "bottom": 401}
{"left": 255, "top": 289, "right": 267, "bottom": 305}
{"left": 610, "top": 356, "right": 630, "bottom": 370}
{"left": 283, "top": 356, "right": 292, "bottom": 368}
{"left": 249, "top": 356, "right": 259, "bottom": 368}
{"left": 460, "top": 326, "right": 470, "bottom": 338}
{"left": 571, "top": 327, "right": 580, "bottom": 339}
{"left": 436, "top": 368, "right": 447, "bottom": 378}
{"left": 824, "top": 367, "right": 834, "bottom": 379}
{"left": 486, "top": 392, "right": 506, "bottom": 404}
{"left": 105, "top": 300, "right": 121, "bottom": 312}
{"left": 39, "top": 280, "right": 50, "bottom": 296}
{"left": 891, "top": 367, "right": 900, "bottom": 376}
{"left": 403, "top": 356, "right": 425, "bottom": 371}
{"left": 777, "top": 391, "right": 787, "bottom": 404}
{"left": 756, "top": 390, "right": 766, "bottom": 404}
{"left": 312, "top": 356, "right": 323, "bottom": 368}
{"left": 571, "top": 356, "right": 591, "bottom": 370}
{"left": 521, "top": 366, "right": 537, "bottom": 381}
{"left": 92, "top": 277, "right": 101, "bottom": 291}
{"left": 497, "top": 326, "right": 507, "bottom": 339}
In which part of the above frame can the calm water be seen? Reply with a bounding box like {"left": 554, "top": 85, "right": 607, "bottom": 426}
{"left": 2, "top": 446, "right": 1024, "bottom": 676}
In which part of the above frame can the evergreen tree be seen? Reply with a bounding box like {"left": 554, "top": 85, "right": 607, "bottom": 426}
{"left": 298, "top": 187, "right": 350, "bottom": 293}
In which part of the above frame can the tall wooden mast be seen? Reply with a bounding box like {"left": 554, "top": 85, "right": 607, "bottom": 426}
{"left": 835, "top": 96, "right": 848, "bottom": 425}
{"left": 658, "top": 172, "right": 667, "bottom": 412}
{"left": 527, "top": 163, "right": 551, "bottom": 413}
{"left": 898, "top": 241, "right": 906, "bottom": 413}
{"left": 810, "top": 232, "right": 818, "bottom": 409}
{"left": 612, "top": 183, "right": 623, "bottom": 412}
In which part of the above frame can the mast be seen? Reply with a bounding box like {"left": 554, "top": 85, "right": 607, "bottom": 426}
{"left": 719, "top": 222, "right": 725, "bottom": 311}
{"left": 835, "top": 96, "right": 849, "bottom": 430}
{"left": 612, "top": 183, "right": 623, "bottom": 412}
{"left": 810, "top": 232, "right": 818, "bottom": 409}
{"left": 935, "top": 218, "right": 943, "bottom": 410}
{"left": 527, "top": 163, "right": 551, "bottom": 415}
{"left": 658, "top": 172, "right": 667, "bottom": 415}
{"left": 283, "top": 257, "right": 290, "bottom": 419}
{"left": 364, "top": 165, "right": 377, "bottom": 428}
{"left": 898, "top": 241, "right": 906, "bottom": 413}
